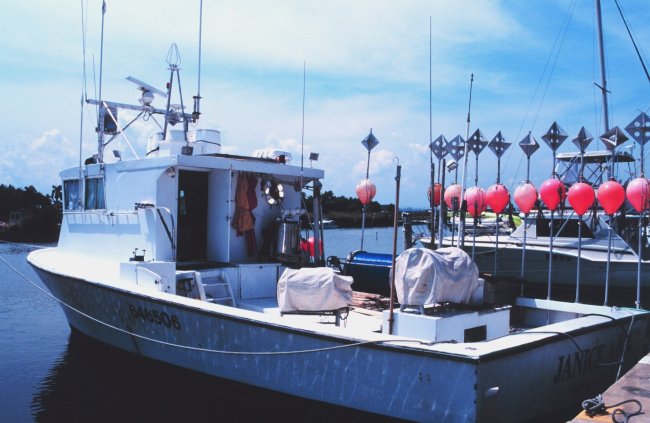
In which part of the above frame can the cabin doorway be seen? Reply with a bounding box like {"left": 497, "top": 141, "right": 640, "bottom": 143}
{"left": 177, "top": 170, "right": 209, "bottom": 262}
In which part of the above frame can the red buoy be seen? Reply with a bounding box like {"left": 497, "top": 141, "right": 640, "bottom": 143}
{"left": 465, "top": 186, "right": 487, "bottom": 217}
{"left": 444, "top": 183, "right": 462, "bottom": 210}
{"left": 514, "top": 182, "right": 538, "bottom": 214}
{"left": 567, "top": 182, "right": 595, "bottom": 216}
{"left": 356, "top": 179, "right": 377, "bottom": 205}
{"left": 427, "top": 184, "right": 441, "bottom": 207}
{"left": 539, "top": 179, "right": 566, "bottom": 211}
{"left": 626, "top": 177, "right": 650, "bottom": 213}
{"left": 485, "top": 184, "right": 510, "bottom": 214}
{"left": 597, "top": 181, "right": 625, "bottom": 215}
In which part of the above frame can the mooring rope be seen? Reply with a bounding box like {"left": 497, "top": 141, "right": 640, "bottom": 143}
{"left": 582, "top": 394, "right": 642, "bottom": 423}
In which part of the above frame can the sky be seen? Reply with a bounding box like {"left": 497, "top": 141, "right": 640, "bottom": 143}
{"left": 0, "top": 0, "right": 649, "bottom": 207}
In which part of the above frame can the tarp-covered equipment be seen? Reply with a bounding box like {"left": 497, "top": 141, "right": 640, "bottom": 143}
{"left": 277, "top": 267, "right": 353, "bottom": 313}
{"left": 393, "top": 247, "right": 479, "bottom": 306}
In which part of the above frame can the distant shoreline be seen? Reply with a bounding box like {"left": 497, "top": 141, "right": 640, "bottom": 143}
{"left": 0, "top": 230, "right": 59, "bottom": 244}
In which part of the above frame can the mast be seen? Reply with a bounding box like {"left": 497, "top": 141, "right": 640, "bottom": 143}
{"left": 192, "top": 0, "right": 203, "bottom": 121}
{"left": 97, "top": 1, "right": 107, "bottom": 162}
{"left": 457, "top": 74, "right": 473, "bottom": 248}
{"left": 429, "top": 17, "right": 435, "bottom": 249}
{"left": 595, "top": 0, "right": 610, "bottom": 132}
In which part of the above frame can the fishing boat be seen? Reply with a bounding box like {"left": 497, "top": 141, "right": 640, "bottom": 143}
{"left": 433, "top": 150, "right": 650, "bottom": 292}
{"left": 311, "top": 218, "right": 338, "bottom": 229}
{"left": 422, "top": 0, "right": 650, "bottom": 300}
{"left": 24, "top": 3, "right": 650, "bottom": 423}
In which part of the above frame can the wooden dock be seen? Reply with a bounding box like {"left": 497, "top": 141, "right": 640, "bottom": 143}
{"left": 570, "top": 354, "right": 650, "bottom": 422}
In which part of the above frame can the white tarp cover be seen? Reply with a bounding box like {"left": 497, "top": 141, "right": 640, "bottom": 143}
{"left": 393, "top": 247, "right": 479, "bottom": 306}
{"left": 277, "top": 267, "right": 353, "bottom": 313}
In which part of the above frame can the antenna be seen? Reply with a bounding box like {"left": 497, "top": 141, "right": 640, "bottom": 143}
{"left": 78, "top": 0, "right": 89, "bottom": 210}
{"left": 193, "top": 0, "right": 203, "bottom": 121}
{"left": 429, "top": 16, "right": 434, "bottom": 250}
{"left": 300, "top": 62, "right": 306, "bottom": 193}
{"left": 97, "top": 0, "right": 107, "bottom": 162}
{"left": 457, "top": 73, "right": 474, "bottom": 248}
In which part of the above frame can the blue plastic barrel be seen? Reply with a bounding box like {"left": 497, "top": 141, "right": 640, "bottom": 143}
{"left": 344, "top": 251, "right": 392, "bottom": 297}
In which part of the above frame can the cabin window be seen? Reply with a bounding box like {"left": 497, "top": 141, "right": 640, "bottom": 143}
{"left": 464, "top": 325, "right": 487, "bottom": 342}
{"left": 63, "top": 179, "right": 81, "bottom": 211}
{"left": 85, "top": 177, "right": 106, "bottom": 210}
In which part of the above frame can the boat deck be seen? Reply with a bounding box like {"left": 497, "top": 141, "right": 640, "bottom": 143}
{"left": 239, "top": 297, "right": 384, "bottom": 333}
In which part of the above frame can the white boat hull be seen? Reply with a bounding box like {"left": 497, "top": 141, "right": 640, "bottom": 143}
{"left": 29, "top": 259, "right": 650, "bottom": 423}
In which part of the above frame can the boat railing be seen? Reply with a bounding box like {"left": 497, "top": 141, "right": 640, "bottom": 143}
{"left": 62, "top": 211, "right": 137, "bottom": 215}
{"left": 156, "top": 207, "right": 176, "bottom": 261}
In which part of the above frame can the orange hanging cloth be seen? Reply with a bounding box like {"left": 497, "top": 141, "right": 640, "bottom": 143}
{"left": 232, "top": 172, "right": 258, "bottom": 257}
{"left": 232, "top": 173, "right": 255, "bottom": 234}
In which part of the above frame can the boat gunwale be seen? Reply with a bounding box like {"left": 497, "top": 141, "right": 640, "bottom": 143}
{"left": 27, "top": 248, "right": 650, "bottom": 367}
{"left": 27, "top": 250, "right": 480, "bottom": 364}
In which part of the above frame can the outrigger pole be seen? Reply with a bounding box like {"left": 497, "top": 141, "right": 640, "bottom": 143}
{"left": 457, "top": 74, "right": 473, "bottom": 248}
{"left": 97, "top": 0, "right": 107, "bottom": 162}
{"left": 518, "top": 133, "right": 540, "bottom": 280}
{"left": 388, "top": 161, "right": 401, "bottom": 335}
{"left": 429, "top": 17, "right": 435, "bottom": 249}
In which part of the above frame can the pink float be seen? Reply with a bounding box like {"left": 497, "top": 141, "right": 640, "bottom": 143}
{"left": 514, "top": 182, "right": 538, "bottom": 214}
{"left": 597, "top": 181, "right": 626, "bottom": 215}
{"left": 626, "top": 177, "right": 650, "bottom": 213}
{"left": 444, "top": 183, "right": 462, "bottom": 210}
{"left": 567, "top": 183, "right": 595, "bottom": 216}
{"left": 539, "top": 179, "right": 566, "bottom": 211}
{"left": 428, "top": 184, "right": 441, "bottom": 207}
{"left": 465, "top": 186, "right": 487, "bottom": 217}
{"left": 485, "top": 184, "right": 510, "bottom": 214}
{"left": 355, "top": 179, "right": 377, "bottom": 205}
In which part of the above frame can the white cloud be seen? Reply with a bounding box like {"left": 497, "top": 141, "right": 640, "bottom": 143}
{"left": 0, "top": 0, "right": 648, "bottom": 208}
{"left": 0, "top": 129, "right": 78, "bottom": 191}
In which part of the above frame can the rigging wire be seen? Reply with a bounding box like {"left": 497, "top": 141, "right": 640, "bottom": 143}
{"left": 530, "top": 0, "right": 577, "bottom": 134}
{"left": 614, "top": 0, "right": 650, "bottom": 86}
{"left": 503, "top": 0, "right": 578, "bottom": 194}
{"left": 93, "top": 55, "right": 98, "bottom": 120}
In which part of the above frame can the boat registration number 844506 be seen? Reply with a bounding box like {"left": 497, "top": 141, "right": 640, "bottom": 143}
{"left": 129, "top": 304, "right": 181, "bottom": 330}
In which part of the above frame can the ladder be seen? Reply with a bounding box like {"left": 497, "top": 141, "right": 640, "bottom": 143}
{"left": 194, "top": 270, "right": 236, "bottom": 308}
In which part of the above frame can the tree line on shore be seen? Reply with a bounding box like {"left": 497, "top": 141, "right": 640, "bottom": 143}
{"left": 0, "top": 184, "right": 62, "bottom": 242}
{"left": 302, "top": 190, "right": 398, "bottom": 228}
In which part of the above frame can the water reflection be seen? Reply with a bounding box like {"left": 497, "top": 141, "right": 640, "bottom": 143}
{"left": 31, "top": 330, "right": 402, "bottom": 423}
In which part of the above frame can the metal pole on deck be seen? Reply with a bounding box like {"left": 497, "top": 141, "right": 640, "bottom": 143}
{"left": 521, "top": 214, "right": 528, "bottom": 280}
{"left": 522, "top": 158, "right": 530, "bottom": 282}
{"left": 388, "top": 164, "right": 402, "bottom": 335}
{"left": 360, "top": 130, "right": 379, "bottom": 251}
{"left": 438, "top": 160, "right": 446, "bottom": 249}
{"left": 428, "top": 16, "right": 435, "bottom": 249}
{"left": 430, "top": 163, "right": 435, "bottom": 249}
{"left": 403, "top": 213, "right": 412, "bottom": 250}
{"left": 548, "top": 212, "right": 554, "bottom": 300}
{"left": 637, "top": 213, "right": 643, "bottom": 309}
{"left": 518, "top": 133, "right": 540, "bottom": 285}
{"left": 472, "top": 214, "right": 477, "bottom": 261}
{"left": 313, "top": 180, "right": 324, "bottom": 266}
{"left": 575, "top": 215, "right": 583, "bottom": 303}
{"left": 494, "top": 215, "right": 499, "bottom": 275}
{"left": 605, "top": 216, "right": 613, "bottom": 306}
{"left": 457, "top": 74, "right": 474, "bottom": 249}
